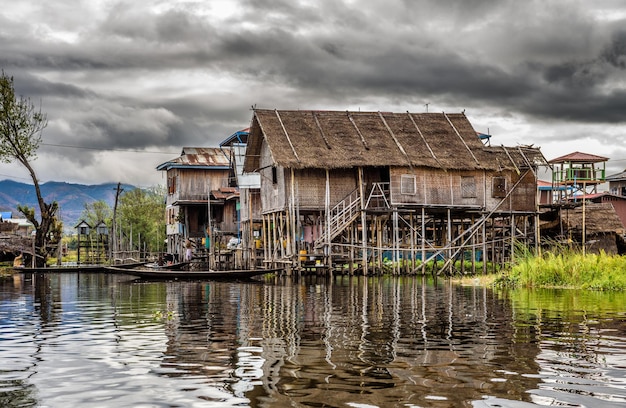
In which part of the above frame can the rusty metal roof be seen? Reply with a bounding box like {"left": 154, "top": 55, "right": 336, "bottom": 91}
{"left": 156, "top": 147, "right": 231, "bottom": 171}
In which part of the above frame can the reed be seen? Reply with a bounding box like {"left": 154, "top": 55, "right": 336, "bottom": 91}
{"left": 496, "top": 244, "right": 626, "bottom": 290}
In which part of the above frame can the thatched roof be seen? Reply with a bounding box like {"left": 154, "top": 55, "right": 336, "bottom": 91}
{"left": 244, "top": 109, "right": 547, "bottom": 172}
{"left": 566, "top": 202, "right": 624, "bottom": 235}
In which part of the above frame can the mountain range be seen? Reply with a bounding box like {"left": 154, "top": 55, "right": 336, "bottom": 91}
{"left": 0, "top": 179, "right": 136, "bottom": 229}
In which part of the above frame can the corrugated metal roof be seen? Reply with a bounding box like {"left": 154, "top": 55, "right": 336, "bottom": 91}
{"left": 606, "top": 170, "right": 626, "bottom": 181}
{"left": 156, "top": 147, "right": 231, "bottom": 170}
{"left": 549, "top": 151, "right": 609, "bottom": 164}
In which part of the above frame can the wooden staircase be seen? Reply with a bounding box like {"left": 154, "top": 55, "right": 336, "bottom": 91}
{"left": 314, "top": 183, "right": 391, "bottom": 249}
{"left": 314, "top": 188, "right": 362, "bottom": 249}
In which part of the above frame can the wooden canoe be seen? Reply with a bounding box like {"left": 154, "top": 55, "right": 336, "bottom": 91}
{"left": 106, "top": 266, "right": 279, "bottom": 280}
{"left": 14, "top": 261, "right": 147, "bottom": 273}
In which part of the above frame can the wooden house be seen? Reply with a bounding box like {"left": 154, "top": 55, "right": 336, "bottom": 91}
{"left": 157, "top": 147, "right": 236, "bottom": 262}
{"left": 606, "top": 169, "right": 626, "bottom": 197}
{"left": 243, "top": 109, "right": 548, "bottom": 275}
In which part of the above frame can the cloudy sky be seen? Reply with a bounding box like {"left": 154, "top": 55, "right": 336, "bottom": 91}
{"left": 1, "top": 0, "right": 626, "bottom": 187}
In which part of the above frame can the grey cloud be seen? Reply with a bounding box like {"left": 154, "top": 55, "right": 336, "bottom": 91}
{"left": 2, "top": 0, "right": 626, "bottom": 185}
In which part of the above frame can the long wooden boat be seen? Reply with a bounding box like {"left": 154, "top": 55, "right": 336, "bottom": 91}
{"left": 106, "top": 266, "right": 278, "bottom": 280}
{"left": 14, "top": 264, "right": 109, "bottom": 273}
{"left": 14, "top": 261, "right": 147, "bottom": 273}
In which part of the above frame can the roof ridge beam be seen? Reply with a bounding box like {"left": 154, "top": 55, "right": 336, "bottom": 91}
{"left": 500, "top": 145, "right": 520, "bottom": 175}
{"left": 313, "top": 112, "right": 332, "bottom": 149}
{"left": 443, "top": 112, "right": 480, "bottom": 166}
{"left": 274, "top": 110, "right": 300, "bottom": 162}
{"left": 407, "top": 112, "right": 442, "bottom": 167}
{"left": 347, "top": 112, "right": 370, "bottom": 150}
{"left": 378, "top": 112, "right": 412, "bottom": 169}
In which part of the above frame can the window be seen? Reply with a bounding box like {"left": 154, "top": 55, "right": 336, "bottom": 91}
{"left": 272, "top": 167, "right": 278, "bottom": 184}
{"left": 167, "top": 176, "right": 177, "bottom": 194}
{"left": 492, "top": 177, "right": 506, "bottom": 198}
{"left": 400, "top": 174, "right": 416, "bottom": 195}
{"left": 461, "top": 176, "right": 476, "bottom": 198}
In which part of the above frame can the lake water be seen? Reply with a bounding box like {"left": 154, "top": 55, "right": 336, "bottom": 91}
{"left": 1, "top": 272, "right": 625, "bottom": 407}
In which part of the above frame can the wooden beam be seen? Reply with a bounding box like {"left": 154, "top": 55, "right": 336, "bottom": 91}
{"left": 347, "top": 112, "right": 370, "bottom": 150}
{"left": 443, "top": 112, "right": 480, "bottom": 165}
{"left": 274, "top": 110, "right": 300, "bottom": 162}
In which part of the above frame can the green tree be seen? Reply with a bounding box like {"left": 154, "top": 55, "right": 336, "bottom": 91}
{"left": 0, "top": 70, "right": 61, "bottom": 266}
{"left": 117, "top": 186, "right": 165, "bottom": 255}
{"left": 80, "top": 200, "right": 113, "bottom": 229}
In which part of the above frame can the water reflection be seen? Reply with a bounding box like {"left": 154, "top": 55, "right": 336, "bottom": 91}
{"left": 0, "top": 273, "right": 624, "bottom": 407}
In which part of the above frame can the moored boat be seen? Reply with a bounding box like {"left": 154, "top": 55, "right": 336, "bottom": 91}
{"left": 14, "top": 261, "right": 147, "bottom": 273}
{"left": 105, "top": 265, "right": 278, "bottom": 280}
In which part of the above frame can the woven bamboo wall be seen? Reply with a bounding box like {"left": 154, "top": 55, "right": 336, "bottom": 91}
{"left": 295, "top": 168, "right": 358, "bottom": 209}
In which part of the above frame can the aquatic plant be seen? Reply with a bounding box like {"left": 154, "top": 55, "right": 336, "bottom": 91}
{"left": 496, "top": 245, "right": 626, "bottom": 290}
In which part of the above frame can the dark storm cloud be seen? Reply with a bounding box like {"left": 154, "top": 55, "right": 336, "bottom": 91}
{"left": 202, "top": 0, "right": 626, "bottom": 124}
{"left": 1, "top": 0, "right": 626, "bottom": 184}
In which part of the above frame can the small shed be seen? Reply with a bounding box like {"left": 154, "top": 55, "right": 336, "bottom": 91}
{"left": 564, "top": 202, "right": 625, "bottom": 254}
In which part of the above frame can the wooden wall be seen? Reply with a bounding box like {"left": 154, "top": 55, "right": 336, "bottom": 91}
{"left": 170, "top": 168, "right": 230, "bottom": 202}
{"left": 390, "top": 167, "right": 537, "bottom": 212}
{"left": 240, "top": 189, "right": 262, "bottom": 223}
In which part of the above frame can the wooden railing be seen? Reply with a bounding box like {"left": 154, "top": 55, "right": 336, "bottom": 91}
{"left": 553, "top": 167, "right": 605, "bottom": 184}
{"left": 314, "top": 188, "right": 362, "bottom": 248}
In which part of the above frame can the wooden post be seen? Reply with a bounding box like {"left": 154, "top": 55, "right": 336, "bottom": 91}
{"left": 393, "top": 209, "right": 399, "bottom": 274}
{"left": 510, "top": 214, "right": 515, "bottom": 265}
{"left": 325, "top": 169, "right": 331, "bottom": 271}
{"left": 447, "top": 209, "right": 452, "bottom": 275}
{"left": 359, "top": 167, "right": 368, "bottom": 275}
{"left": 482, "top": 216, "right": 487, "bottom": 275}
{"left": 421, "top": 207, "right": 426, "bottom": 275}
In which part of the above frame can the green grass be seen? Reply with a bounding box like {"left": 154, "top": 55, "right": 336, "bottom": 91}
{"left": 495, "top": 246, "right": 626, "bottom": 291}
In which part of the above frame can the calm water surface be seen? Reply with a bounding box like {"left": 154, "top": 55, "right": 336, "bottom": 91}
{"left": 1, "top": 272, "right": 625, "bottom": 407}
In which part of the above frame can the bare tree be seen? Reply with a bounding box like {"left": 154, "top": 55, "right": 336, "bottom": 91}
{"left": 0, "top": 71, "right": 62, "bottom": 266}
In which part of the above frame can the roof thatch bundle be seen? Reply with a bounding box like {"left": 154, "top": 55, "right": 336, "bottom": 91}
{"left": 244, "top": 109, "right": 547, "bottom": 172}
{"left": 565, "top": 202, "right": 624, "bottom": 235}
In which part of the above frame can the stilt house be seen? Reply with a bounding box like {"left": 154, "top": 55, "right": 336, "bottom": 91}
{"left": 157, "top": 147, "right": 236, "bottom": 262}
{"left": 242, "top": 109, "right": 548, "bottom": 275}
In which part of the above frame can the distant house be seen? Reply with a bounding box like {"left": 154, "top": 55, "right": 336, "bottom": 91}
{"left": 1, "top": 217, "right": 34, "bottom": 236}
{"left": 156, "top": 147, "right": 235, "bottom": 261}
{"left": 538, "top": 152, "right": 626, "bottom": 253}
{"left": 243, "top": 109, "right": 548, "bottom": 275}
{"left": 606, "top": 169, "right": 626, "bottom": 196}
{"left": 537, "top": 180, "right": 571, "bottom": 205}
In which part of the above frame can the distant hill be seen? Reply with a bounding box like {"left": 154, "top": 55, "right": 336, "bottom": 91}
{"left": 0, "top": 180, "right": 137, "bottom": 230}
